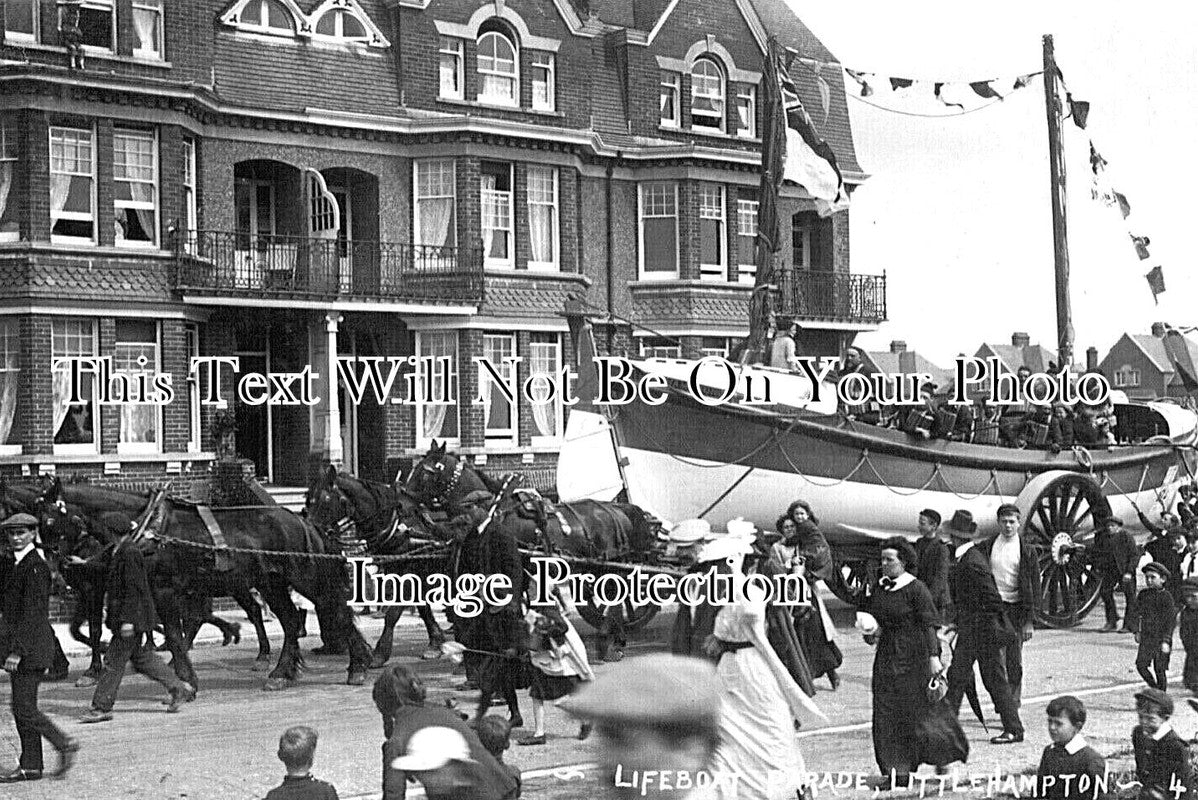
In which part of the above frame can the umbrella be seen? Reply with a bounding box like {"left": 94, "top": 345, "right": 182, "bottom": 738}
{"left": 941, "top": 629, "right": 989, "bottom": 733}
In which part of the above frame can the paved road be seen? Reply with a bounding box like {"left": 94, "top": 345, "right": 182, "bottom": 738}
{"left": 0, "top": 597, "right": 1191, "bottom": 799}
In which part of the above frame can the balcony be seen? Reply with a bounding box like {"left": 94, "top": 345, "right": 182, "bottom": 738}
{"left": 173, "top": 231, "right": 484, "bottom": 306}
{"left": 779, "top": 270, "right": 887, "bottom": 325}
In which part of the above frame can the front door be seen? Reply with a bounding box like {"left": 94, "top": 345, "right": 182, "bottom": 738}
{"left": 331, "top": 188, "right": 352, "bottom": 291}
{"left": 235, "top": 350, "right": 271, "bottom": 481}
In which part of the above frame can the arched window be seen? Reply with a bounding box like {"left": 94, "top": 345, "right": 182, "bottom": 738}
{"left": 478, "top": 29, "right": 518, "bottom": 106}
{"left": 314, "top": 8, "right": 368, "bottom": 41}
{"left": 691, "top": 57, "right": 725, "bottom": 131}
{"left": 237, "top": 0, "right": 295, "bottom": 34}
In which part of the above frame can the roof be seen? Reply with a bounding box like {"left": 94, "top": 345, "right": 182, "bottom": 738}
{"left": 1129, "top": 334, "right": 1173, "bottom": 373}
{"left": 863, "top": 350, "right": 953, "bottom": 387}
{"left": 746, "top": 0, "right": 835, "bottom": 63}
{"left": 976, "top": 343, "right": 1058, "bottom": 374}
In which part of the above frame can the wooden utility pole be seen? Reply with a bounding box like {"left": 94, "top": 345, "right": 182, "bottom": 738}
{"left": 1043, "top": 34, "right": 1073, "bottom": 371}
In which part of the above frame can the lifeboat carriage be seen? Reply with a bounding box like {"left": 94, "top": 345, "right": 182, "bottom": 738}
{"left": 558, "top": 356, "right": 1198, "bottom": 629}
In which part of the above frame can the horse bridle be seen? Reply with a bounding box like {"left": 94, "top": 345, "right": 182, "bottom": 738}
{"left": 412, "top": 457, "right": 464, "bottom": 510}
{"left": 320, "top": 479, "right": 424, "bottom": 555}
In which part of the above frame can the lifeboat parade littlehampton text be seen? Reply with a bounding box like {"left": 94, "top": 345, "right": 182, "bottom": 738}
{"left": 48, "top": 354, "right": 1113, "bottom": 408}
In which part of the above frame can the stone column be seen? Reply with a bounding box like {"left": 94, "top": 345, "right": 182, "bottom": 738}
{"left": 325, "top": 312, "right": 343, "bottom": 466}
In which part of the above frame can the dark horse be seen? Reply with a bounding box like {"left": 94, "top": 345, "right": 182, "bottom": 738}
{"left": 405, "top": 441, "right": 662, "bottom": 660}
{"left": 306, "top": 466, "right": 449, "bottom": 667}
{"left": 38, "top": 478, "right": 372, "bottom": 690}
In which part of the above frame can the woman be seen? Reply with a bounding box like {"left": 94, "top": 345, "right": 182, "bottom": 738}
{"left": 865, "top": 537, "right": 963, "bottom": 787}
{"left": 702, "top": 534, "right": 823, "bottom": 799}
{"left": 518, "top": 574, "right": 593, "bottom": 746}
{"left": 786, "top": 501, "right": 843, "bottom": 690}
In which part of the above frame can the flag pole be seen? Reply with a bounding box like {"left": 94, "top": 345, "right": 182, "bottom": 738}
{"left": 745, "top": 37, "right": 785, "bottom": 363}
{"left": 1043, "top": 34, "right": 1074, "bottom": 370}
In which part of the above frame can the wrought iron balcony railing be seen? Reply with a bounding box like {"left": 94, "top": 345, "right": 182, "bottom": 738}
{"left": 173, "top": 231, "right": 484, "bottom": 305}
{"left": 778, "top": 270, "right": 887, "bottom": 324}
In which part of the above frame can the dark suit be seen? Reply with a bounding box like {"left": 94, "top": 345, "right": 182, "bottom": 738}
{"left": 913, "top": 535, "right": 952, "bottom": 617}
{"left": 944, "top": 543, "right": 1023, "bottom": 736}
{"left": 0, "top": 548, "right": 70, "bottom": 771}
{"left": 979, "top": 533, "right": 1041, "bottom": 706}
{"left": 1091, "top": 526, "right": 1139, "bottom": 629}
{"left": 1133, "top": 724, "right": 1193, "bottom": 799}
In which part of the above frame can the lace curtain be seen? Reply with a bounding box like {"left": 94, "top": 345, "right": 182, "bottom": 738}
{"left": 0, "top": 162, "right": 11, "bottom": 226}
{"left": 130, "top": 181, "right": 155, "bottom": 240}
{"left": 50, "top": 174, "right": 72, "bottom": 225}
{"left": 133, "top": 6, "right": 157, "bottom": 53}
{"left": 0, "top": 370, "right": 15, "bottom": 446}
{"left": 528, "top": 203, "right": 552, "bottom": 264}
{"left": 420, "top": 334, "right": 456, "bottom": 440}
{"left": 418, "top": 197, "right": 452, "bottom": 252}
{"left": 52, "top": 367, "right": 71, "bottom": 438}
{"left": 530, "top": 345, "right": 556, "bottom": 437}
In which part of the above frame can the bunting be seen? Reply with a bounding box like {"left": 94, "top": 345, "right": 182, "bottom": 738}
{"left": 836, "top": 69, "right": 1040, "bottom": 115}
{"left": 1146, "top": 267, "right": 1166, "bottom": 306}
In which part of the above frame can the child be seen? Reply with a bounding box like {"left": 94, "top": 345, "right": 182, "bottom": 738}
{"left": 1181, "top": 579, "right": 1198, "bottom": 695}
{"left": 518, "top": 575, "right": 594, "bottom": 746}
{"left": 265, "top": 726, "right": 338, "bottom": 800}
{"left": 1136, "top": 562, "right": 1177, "bottom": 690}
{"left": 1036, "top": 695, "right": 1106, "bottom": 799}
{"left": 472, "top": 715, "right": 521, "bottom": 798}
{"left": 1132, "top": 688, "right": 1192, "bottom": 800}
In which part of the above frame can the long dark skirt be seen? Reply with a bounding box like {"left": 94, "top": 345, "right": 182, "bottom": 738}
{"left": 873, "top": 666, "right": 929, "bottom": 775}
{"left": 794, "top": 597, "right": 842, "bottom": 680}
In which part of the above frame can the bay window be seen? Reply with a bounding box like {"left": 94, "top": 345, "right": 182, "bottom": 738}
{"left": 182, "top": 139, "right": 197, "bottom": 252}
{"left": 439, "top": 37, "right": 464, "bottom": 100}
{"left": 414, "top": 159, "right": 456, "bottom": 265}
{"left": 184, "top": 323, "right": 201, "bottom": 452}
{"left": 114, "top": 319, "right": 160, "bottom": 453}
{"left": 531, "top": 52, "right": 555, "bottom": 112}
{"left": 0, "top": 117, "right": 16, "bottom": 242}
{"left": 415, "top": 331, "right": 459, "bottom": 446}
{"left": 701, "top": 338, "right": 731, "bottom": 359}
{"left": 691, "top": 57, "right": 725, "bottom": 131}
{"left": 638, "top": 182, "right": 678, "bottom": 278}
{"left": 699, "top": 183, "right": 726, "bottom": 281}
{"left": 639, "top": 337, "right": 681, "bottom": 359}
{"left": 481, "top": 333, "right": 516, "bottom": 443}
{"left": 52, "top": 318, "right": 97, "bottom": 453}
{"left": 113, "top": 129, "right": 158, "bottom": 247}
{"left": 132, "top": 0, "right": 164, "bottom": 59}
{"left": 481, "top": 162, "right": 513, "bottom": 268}
{"left": 526, "top": 166, "right": 558, "bottom": 270}
{"left": 0, "top": 320, "right": 17, "bottom": 453}
{"left": 477, "top": 30, "right": 518, "bottom": 106}
{"left": 530, "top": 333, "right": 564, "bottom": 442}
{"left": 737, "top": 199, "right": 758, "bottom": 284}
{"left": 50, "top": 126, "right": 96, "bottom": 243}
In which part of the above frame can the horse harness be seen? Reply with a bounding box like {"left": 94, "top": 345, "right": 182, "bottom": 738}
{"left": 415, "top": 458, "right": 464, "bottom": 510}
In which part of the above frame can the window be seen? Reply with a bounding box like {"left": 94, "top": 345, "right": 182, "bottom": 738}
{"left": 62, "top": 0, "right": 115, "bottom": 50}
{"left": 113, "top": 129, "right": 158, "bottom": 247}
{"left": 314, "top": 8, "right": 368, "bottom": 41}
{"left": 793, "top": 216, "right": 812, "bottom": 268}
{"left": 184, "top": 323, "right": 201, "bottom": 452}
{"left": 527, "top": 166, "right": 558, "bottom": 270}
{"left": 699, "top": 183, "right": 726, "bottom": 281}
{"left": 1114, "top": 368, "right": 1141, "bottom": 388}
{"left": 639, "top": 337, "right": 681, "bottom": 359}
{"left": 700, "top": 337, "right": 731, "bottom": 359}
{"left": 132, "top": 0, "right": 164, "bottom": 59}
{"left": 439, "top": 37, "right": 464, "bottom": 100}
{"left": 481, "top": 333, "right": 516, "bottom": 442}
{"left": 182, "top": 139, "right": 197, "bottom": 251}
{"left": 531, "top": 52, "right": 555, "bottom": 112}
{"left": 481, "top": 162, "right": 513, "bottom": 268}
{"left": 691, "top": 57, "right": 725, "bottom": 131}
{"left": 0, "top": 319, "right": 17, "bottom": 453}
{"left": 114, "top": 320, "right": 160, "bottom": 453}
{"left": 530, "top": 333, "right": 563, "bottom": 442}
{"left": 660, "top": 72, "right": 680, "bottom": 127}
{"left": 735, "top": 85, "right": 756, "bottom": 138}
{"left": 638, "top": 182, "right": 678, "bottom": 278}
{"left": 737, "top": 199, "right": 758, "bottom": 285}
{"left": 236, "top": 0, "right": 295, "bottom": 34}
{"left": 414, "top": 160, "right": 456, "bottom": 258}
{"left": 52, "top": 318, "right": 97, "bottom": 453}
{"left": 49, "top": 127, "right": 96, "bottom": 243}
{"left": 5, "top": 0, "right": 37, "bottom": 40}
{"left": 0, "top": 117, "right": 16, "bottom": 242}
{"left": 477, "top": 30, "right": 518, "bottom": 106}
{"left": 415, "top": 331, "right": 459, "bottom": 445}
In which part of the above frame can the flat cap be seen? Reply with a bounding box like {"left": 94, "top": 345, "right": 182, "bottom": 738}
{"left": 1134, "top": 687, "right": 1174, "bottom": 717}
{"left": 0, "top": 513, "right": 38, "bottom": 530}
{"left": 1143, "top": 561, "right": 1171, "bottom": 581}
{"left": 559, "top": 654, "right": 719, "bottom": 728}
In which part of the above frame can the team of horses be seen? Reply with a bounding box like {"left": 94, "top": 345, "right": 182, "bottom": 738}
{"left": 0, "top": 442, "right": 661, "bottom": 696}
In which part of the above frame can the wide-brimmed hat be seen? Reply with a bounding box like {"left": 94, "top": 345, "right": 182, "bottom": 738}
{"left": 946, "top": 510, "right": 977, "bottom": 535}
{"left": 390, "top": 726, "right": 475, "bottom": 772}
{"left": 0, "top": 513, "right": 38, "bottom": 530}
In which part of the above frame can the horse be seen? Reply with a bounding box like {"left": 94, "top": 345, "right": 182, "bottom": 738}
{"left": 405, "top": 441, "right": 662, "bottom": 660}
{"left": 306, "top": 466, "right": 450, "bottom": 666}
{"left": 37, "top": 478, "right": 372, "bottom": 691}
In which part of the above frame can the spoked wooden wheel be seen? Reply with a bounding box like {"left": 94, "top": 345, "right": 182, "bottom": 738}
{"left": 578, "top": 597, "right": 660, "bottom": 632}
{"left": 1016, "top": 471, "right": 1110, "bottom": 628}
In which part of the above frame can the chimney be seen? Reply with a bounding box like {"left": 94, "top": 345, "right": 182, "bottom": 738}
{"left": 1151, "top": 322, "right": 1167, "bottom": 338}
{"left": 889, "top": 340, "right": 907, "bottom": 354}
{"left": 1086, "top": 346, "right": 1098, "bottom": 371}
{"left": 898, "top": 350, "right": 917, "bottom": 375}
{"left": 1011, "top": 332, "right": 1030, "bottom": 348}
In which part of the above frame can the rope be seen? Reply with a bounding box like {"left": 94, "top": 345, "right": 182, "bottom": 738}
{"left": 697, "top": 467, "right": 755, "bottom": 520}
{"left": 848, "top": 92, "right": 1008, "bottom": 118}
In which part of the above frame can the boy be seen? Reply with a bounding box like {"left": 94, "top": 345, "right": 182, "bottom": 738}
{"left": 1136, "top": 562, "right": 1177, "bottom": 690}
{"left": 1132, "top": 688, "right": 1192, "bottom": 800}
{"left": 265, "top": 726, "right": 338, "bottom": 800}
{"left": 1092, "top": 516, "right": 1140, "bottom": 633}
{"left": 472, "top": 716, "right": 521, "bottom": 798}
{"left": 1180, "top": 579, "right": 1198, "bottom": 695}
{"left": 391, "top": 726, "right": 517, "bottom": 800}
{"left": 1036, "top": 695, "right": 1106, "bottom": 799}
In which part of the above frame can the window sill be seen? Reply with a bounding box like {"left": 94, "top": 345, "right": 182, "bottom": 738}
{"left": 5, "top": 40, "right": 172, "bottom": 69}
{"left": 403, "top": 444, "right": 561, "bottom": 457}
{"left": 657, "top": 124, "right": 760, "bottom": 145}
{"left": 2, "top": 240, "right": 173, "bottom": 259}
{"left": 436, "top": 97, "right": 565, "bottom": 120}
{"left": 484, "top": 269, "right": 589, "bottom": 285}
{"left": 2, "top": 451, "right": 214, "bottom": 466}
{"left": 0, "top": 445, "right": 22, "bottom": 456}
{"left": 629, "top": 280, "right": 753, "bottom": 292}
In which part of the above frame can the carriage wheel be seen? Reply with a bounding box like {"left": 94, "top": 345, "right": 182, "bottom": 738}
{"left": 827, "top": 558, "right": 877, "bottom": 607}
{"left": 578, "top": 598, "right": 661, "bottom": 632}
{"left": 1016, "top": 471, "right": 1109, "bottom": 628}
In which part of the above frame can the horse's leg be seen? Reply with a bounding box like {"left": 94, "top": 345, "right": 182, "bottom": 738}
{"left": 417, "top": 605, "right": 446, "bottom": 660}
{"left": 230, "top": 584, "right": 272, "bottom": 671}
{"left": 370, "top": 605, "right": 402, "bottom": 669}
{"left": 203, "top": 612, "right": 242, "bottom": 647}
{"left": 310, "top": 601, "right": 346, "bottom": 655}
{"left": 155, "top": 587, "right": 199, "bottom": 690}
{"left": 260, "top": 576, "right": 302, "bottom": 691}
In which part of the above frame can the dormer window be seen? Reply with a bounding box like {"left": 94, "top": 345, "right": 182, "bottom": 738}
{"left": 691, "top": 57, "right": 726, "bottom": 132}
{"left": 314, "top": 8, "right": 368, "bottom": 41}
{"left": 236, "top": 0, "right": 295, "bottom": 34}
{"left": 478, "top": 29, "right": 518, "bottom": 107}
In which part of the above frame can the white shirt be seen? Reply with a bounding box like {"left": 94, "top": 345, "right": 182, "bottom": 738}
{"left": 954, "top": 541, "right": 974, "bottom": 560}
{"left": 12, "top": 542, "right": 35, "bottom": 565}
{"left": 991, "top": 534, "right": 1022, "bottom": 603}
{"left": 1182, "top": 551, "right": 1198, "bottom": 580}
{"left": 1063, "top": 734, "right": 1089, "bottom": 755}
{"left": 880, "top": 572, "right": 915, "bottom": 592}
{"left": 1152, "top": 721, "right": 1174, "bottom": 741}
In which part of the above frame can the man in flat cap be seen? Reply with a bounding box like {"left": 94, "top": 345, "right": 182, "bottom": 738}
{"left": 80, "top": 512, "right": 195, "bottom": 723}
{"left": 0, "top": 513, "right": 78, "bottom": 782}
{"left": 1091, "top": 515, "right": 1140, "bottom": 633}
{"left": 561, "top": 654, "right": 723, "bottom": 799}
{"left": 1135, "top": 561, "right": 1176, "bottom": 691}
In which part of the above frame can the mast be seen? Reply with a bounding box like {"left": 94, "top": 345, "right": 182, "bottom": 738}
{"left": 746, "top": 37, "right": 786, "bottom": 362}
{"left": 1042, "top": 34, "right": 1073, "bottom": 370}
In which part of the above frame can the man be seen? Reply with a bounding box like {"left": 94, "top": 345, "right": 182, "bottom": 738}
{"left": 0, "top": 514, "right": 78, "bottom": 782}
{"left": 943, "top": 509, "right": 1024, "bottom": 744}
{"left": 80, "top": 512, "right": 195, "bottom": 723}
{"left": 913, "top": 509, "right": 951, "bottom": 618}
{"left": 769, "top": 318, "right": 802, "bottom": 372}
{"left": 561, "top": 654, "right": 722, "bottom": 800}
{"left": 1090, "top": 515, "right": 1139, "bottom": 633}
{"left": 979, "top": 504, "right": 1040, "bottom": 708}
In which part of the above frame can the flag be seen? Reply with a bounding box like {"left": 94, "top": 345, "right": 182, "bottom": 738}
{"left": 1146, "top": 266, "right": 1166, "bottom": 301}
{"left": 769, "top": 40, "right": 849, "bottom": 216}
{"left": 846, "top": 69, "right": 873, "bottom": 97}
{"left": 1132, "top": 235, "right": 1151, "bottom": 260}
{"left": 1113, "top": 191, "right": 1131, "bottom": 219}
{"left": 934, "top": 83, "right": 963, "bottom": 110}
{"left": 970, "top": 81, "right": 1002, "bottom": 100}
{"left": 1013, "top": 74, "right": 1035, "bottom": 89}
{"left": 889, "top": 77, "right": 914, "bottom": 91}
{"left": 1089, "top": 143, "right": 1107, "bottom": 175}
{"left": 1067, "top": 94, "right": 1090, "bottom": 129}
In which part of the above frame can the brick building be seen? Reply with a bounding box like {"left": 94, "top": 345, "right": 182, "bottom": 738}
{"left": 0, "top": 0, "right": 882, "bottom": 492}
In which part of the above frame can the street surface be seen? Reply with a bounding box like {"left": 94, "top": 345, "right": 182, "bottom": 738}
{"left": 0, "top": 593, "right": 1188, "bottom": 800}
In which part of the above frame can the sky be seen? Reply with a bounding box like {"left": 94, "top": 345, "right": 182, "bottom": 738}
{"left": 785, "top": 0, "right": 1198, "bottom": 366}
